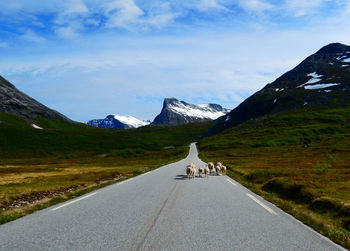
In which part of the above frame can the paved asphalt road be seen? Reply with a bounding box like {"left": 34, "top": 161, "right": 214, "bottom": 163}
{"left": 0, "top": 143, "right": 345, "bottom": 250}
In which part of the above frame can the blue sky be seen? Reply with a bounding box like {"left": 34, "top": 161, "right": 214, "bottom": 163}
{"left": 0, "top": 0, "right": 350, "bottom": 122}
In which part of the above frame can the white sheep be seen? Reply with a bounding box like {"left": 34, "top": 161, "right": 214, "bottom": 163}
{"left": 215, "top": 162, "right": 222, "bottom": 176}
{"left": 191, "top": 163, "right": 196, "bottom": 178}
{"left": 204, "top": 165, "right": 210, "bottom": 178}
{"left": 198, "top": 167, "right": 203, "bottom": 177}
{"left": 215, "top": 166, "right": 220, "bottom": 175}
{"left": 220, "top": 165, "right": 227, "bottom": 175}
{"left": 186, "top": 164, "right": 193, "bottom": 179}
{"left": 186, "top": 162, "right": 196, "bottom": 179}
{"left": 208, "top": 162, "right": 214, "bottom": 173}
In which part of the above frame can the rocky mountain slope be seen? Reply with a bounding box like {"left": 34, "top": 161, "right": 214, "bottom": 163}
{"left": 0, "top": 76, "right": 71, "bottom": 122}
{"left": 87, "top": 114, "right": 150, "bottom": 129}
{"left": 209, "top": 42, "right": 350, "bottom": 134}
{"left": 152, "top": 98, "right": 230, "bottom": 126}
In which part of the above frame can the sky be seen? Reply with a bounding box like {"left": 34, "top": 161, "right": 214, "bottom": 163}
{"left": 0, "top": 0, "right": 350, "bottom": 122}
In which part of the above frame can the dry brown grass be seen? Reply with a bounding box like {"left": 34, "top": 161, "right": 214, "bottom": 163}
{"left": 0, "top": 147, "right": 188, "bottom": 224}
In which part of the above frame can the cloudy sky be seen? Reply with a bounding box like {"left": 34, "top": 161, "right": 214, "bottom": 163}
{"left": 0, "top": 0, "right": 350, "bottom": 122}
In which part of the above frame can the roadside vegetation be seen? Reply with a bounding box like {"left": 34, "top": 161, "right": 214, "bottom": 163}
{"left": 199, "top": 106, "right": 350, "bottom": 248}
{"left": 0, "top": 111, "right": 212, "bottom": 224}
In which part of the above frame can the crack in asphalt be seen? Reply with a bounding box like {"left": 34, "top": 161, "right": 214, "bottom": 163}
{"left": 136, "top": 181, "right": 179, "bottom": 251}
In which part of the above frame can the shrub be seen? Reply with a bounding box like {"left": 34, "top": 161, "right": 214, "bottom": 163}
{"left": 343, "top": 218, "right": 350, "bottom": 231}
{"left": 244, "top": 170, "right": 285, "bottom": 184}
{"left": 262, "top": 178, "right": 316, "bottom": 204}
{"left": 309, "top": 198, "right": 343, "bottom": 214}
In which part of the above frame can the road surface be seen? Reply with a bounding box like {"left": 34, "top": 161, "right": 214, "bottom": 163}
{"left": 0, "top": 143, "right": 344, "bottom": 250}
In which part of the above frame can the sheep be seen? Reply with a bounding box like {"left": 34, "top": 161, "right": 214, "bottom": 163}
{"left": 186, "top": 164, "right": 193, "bottom": 179}
{"left": 204, "top": 165, "right": 210, "bottom": 178}
{"left": 191, "top": 163, "right": 196, "bottom": 178}
{"left": 215, "top": 162, "right": 222, "bottom": 176}
{"left": 220, "top": 165, "right": 227, "bottom": 175}
{"left": 198, "top": 167, "right": 203, "bottom": 177}
{"left": 186, "top": 162, "right": 196, "bottom": 179}
{"left": 215, "top": 165, "right": 221, "bottom": 175}
{"left": 208, "top": 162, "right": 214, "bottom": 173}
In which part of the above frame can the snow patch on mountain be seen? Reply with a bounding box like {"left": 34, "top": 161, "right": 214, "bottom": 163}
{"left": 167, "top": 103, "right": 228, "bottom": 120}
{"left": 297, "top": 72, "right": 323, "bottom": 88}
{"left": 31, "top": 124, "right": 43, "bottom": 130}
{"left": 304, "top": 83, "right": 340, "bottom": 90}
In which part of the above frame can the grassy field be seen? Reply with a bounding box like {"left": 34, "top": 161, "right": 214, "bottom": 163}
{"left": 199, "top": 106, "right": 350, "bottom": 248}
{"left": 0, "top": 112, "right": 212, "bottom": 224}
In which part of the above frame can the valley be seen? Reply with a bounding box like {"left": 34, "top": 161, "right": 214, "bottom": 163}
{"left": 1, "top": 42, "right": 350, "bottom": 249}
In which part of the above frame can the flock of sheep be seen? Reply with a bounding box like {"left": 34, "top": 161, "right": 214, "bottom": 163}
{"left": 186, "top": 162, "right": 226, "bottom": 179}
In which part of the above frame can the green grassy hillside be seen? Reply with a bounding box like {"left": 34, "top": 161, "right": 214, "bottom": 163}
{"left": 0, "top": 112, "right": 210, "bottom": 163}
{"left": 198, "top": 106, "right": 350, "bottom": 247}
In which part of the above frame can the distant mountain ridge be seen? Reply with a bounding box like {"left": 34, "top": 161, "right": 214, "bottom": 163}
{"left": 0, "top": 76, "right": 71, "bottom": 122}
{"left": 87, "top": 114, "right": 150, "bottom": 129}
{"left": 209, "top": 42, "right": 350, "bottom": 135}
{"left": 152, "top": 98, "right": 230, "bottom": 126}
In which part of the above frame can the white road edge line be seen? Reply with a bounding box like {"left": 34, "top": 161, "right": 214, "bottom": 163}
{"left": 139, "top": 172, "right": 150, "bottom": 178}
{"left": 226, "top": 178, "right": 237, "bottom": 186}
{"left": 246, "top": 193, "right": 278, "bottom": 215}
{"left": 51, "top": 192, "right": 97, "bottom": 211}
{"left": 118, "top": 178, "right": 133, "bottom": 185}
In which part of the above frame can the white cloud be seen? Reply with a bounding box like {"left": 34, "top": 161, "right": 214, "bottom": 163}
{"left": 19, "top": 30, "right": 46, "bottom": 43}
{"left": 64, "top": 0, "right": 89, "bottom": 14}
{"left": 196, "top": 0, "right": 230, "bottom": 12}
{"left": 236, "top": 0, "right": 274, "bottom": 14}
{"left": 55, "top": 26, "right": 78, "bottom": 38}
{"left": 284, "top": 0, "right": 328, "bottom": 17}
{"left": 0, "top": 1, "right": 61, "bottom": 14}
{"left": 104, "top": 0, "right": 144, "bottom": 29}
{"left": 147, "top": 13, "right": 176, "bottom": 29}
{"left": 53, "top": 0, "right": 92, "bottom": 38}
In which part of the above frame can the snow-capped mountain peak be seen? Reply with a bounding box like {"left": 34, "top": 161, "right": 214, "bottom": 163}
{"left": 152, "top": 98, "right": 230, "bottom": 125}
{"left": 112, "top": 115, "right": 149, "bottom": 128}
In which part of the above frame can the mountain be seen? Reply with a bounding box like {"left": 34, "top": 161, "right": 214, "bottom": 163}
{"left": 209, "top": 42, "right": 350, "bottom": 134}
{"left": 87, "top": 114, "right": 150, "bottom": 129}
{"left": 152, "top": 98, "right": 230, "bottom": 126}
{"left": 0, "top": 76, "right": 71, "bottom": 122}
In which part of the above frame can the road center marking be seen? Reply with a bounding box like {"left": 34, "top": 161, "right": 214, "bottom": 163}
{"left": 51, "top": 192, "right": 97, "bottom": 211}
{"left": 246, "top": 193, "right": 278, "bottom": 215}
{"left": 226, "top": 178, "right": 237, "bottom": 186}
